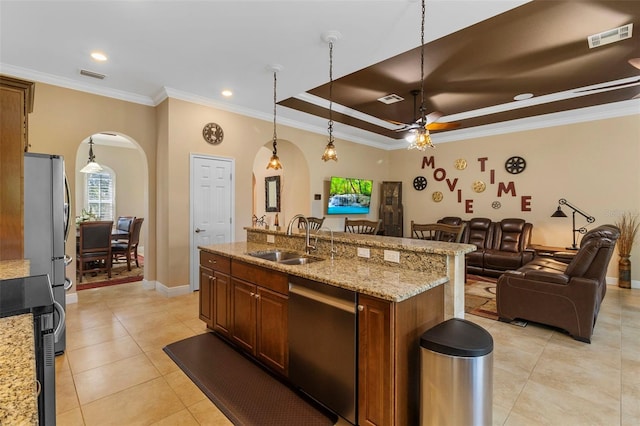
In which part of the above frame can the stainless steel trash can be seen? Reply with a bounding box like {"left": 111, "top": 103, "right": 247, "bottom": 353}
{"left": 420, "top": 318, "right": 493, "bottom": 426}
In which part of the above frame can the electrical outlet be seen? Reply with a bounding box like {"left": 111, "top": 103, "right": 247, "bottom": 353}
{"left": 384, "top": 250, "right": 400, "bottom": 263}
{"left": 357, "top": 247, "right": 370, "bottom": 258}
{"left": 266, "top": 235, "right": 275, "bottom": 244}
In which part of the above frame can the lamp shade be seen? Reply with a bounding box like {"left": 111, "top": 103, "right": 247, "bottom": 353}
{"left": 80, "top": 161, "right": 103, "bottom": 174}
{"left": 551, "top": 206, "right": 567, "bottom": 218}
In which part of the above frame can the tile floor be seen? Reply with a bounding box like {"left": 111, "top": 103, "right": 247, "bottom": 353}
{"left": 56, "top": 281, "right": 639, "bottom": 425}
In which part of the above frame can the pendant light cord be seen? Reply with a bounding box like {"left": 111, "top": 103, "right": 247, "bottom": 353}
{"left": 420, "top": 0, "right": 426, "bottom": 123}
{"left": 272, "top": 71, "right": 278, "bottom": 154}
{"left": 328, "top": 40, "right": 334, "bottom": 141}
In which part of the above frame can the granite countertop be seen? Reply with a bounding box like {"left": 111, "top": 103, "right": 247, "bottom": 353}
{"left": 0, "top": 314, "right": 38, "bottom": 426}
{"left": 0, "top": 259, "right": 31, "bottom": 280}
{"left": 200, "top": 241, "right": 449, "bottom": 302}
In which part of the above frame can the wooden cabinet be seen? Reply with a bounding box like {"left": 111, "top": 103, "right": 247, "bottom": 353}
{"left": 231, "top": 259, "right": 288, "bottom": 376}
{"left": 0, "top": 76, "right": 34, "bottom": 260}
{"left": 358, "top": 285, "right": 444, "bottom": 426}
{"left": 199, "top": 251, "right": 231, "bottom": 336}
{"left": 379, "top": 181, "right": 403, "bottom": 237}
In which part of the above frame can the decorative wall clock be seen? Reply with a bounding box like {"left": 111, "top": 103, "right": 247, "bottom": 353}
{"left": 202, "top": 122, "right": 224, "bottom": 145}
{"left": 454, "top": 158, "right": 467, "bottom": 170}
{"left": 413, "top": 176, "right": 428, "bottom": 191}
{"left": 505, "top": 156, "right": 526, "bottom": 174}
{"left": 472, "top": 180, "right": 486, "bottom": 193}
{"left": 432, "top": 191, "right": 443, "bottom": 202}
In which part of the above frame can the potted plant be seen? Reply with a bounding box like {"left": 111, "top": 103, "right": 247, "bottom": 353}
{"left": 615, "top": 212, "right": 639, "bottom": 289}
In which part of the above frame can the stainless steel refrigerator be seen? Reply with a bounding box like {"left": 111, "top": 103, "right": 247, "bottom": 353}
{"left": 24, "top": 152, "right": 71, "bottom": 354}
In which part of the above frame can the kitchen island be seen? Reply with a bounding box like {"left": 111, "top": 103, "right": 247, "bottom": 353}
{"left": 199, "top": 227, "right": 475, "bottom": 425}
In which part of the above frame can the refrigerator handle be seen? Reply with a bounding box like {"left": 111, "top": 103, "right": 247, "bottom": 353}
{"left": 64, "top": 254, "right": 72, "bottom": 266}
{"left": 53, "top": 300, "right": 66, "bottom": 344}
{"left": 64, "top": 277, "right": 73, "bottom": 291}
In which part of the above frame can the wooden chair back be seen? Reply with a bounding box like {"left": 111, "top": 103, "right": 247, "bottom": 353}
{"left": 298, "top": 216, "right": 325, "bottom": 231}
{"left": 344, "top": 218, "right": 382, "bottom": 235}
{"left": 77, "top": 220, "right": 113, "bottom": 282}
{"left": 112, "top": 218, "right": 144, "bottom": 271}
{"left": 117, "top": 216, "right": 135, "bottom": 232}
{"left": 411, "top": 221, "right": 466, "bottom": 243}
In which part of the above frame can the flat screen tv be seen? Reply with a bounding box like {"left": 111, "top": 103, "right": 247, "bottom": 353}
{"left": 327, "top": 176, "right": 373, "bottom": 215}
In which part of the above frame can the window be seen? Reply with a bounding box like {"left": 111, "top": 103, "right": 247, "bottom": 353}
{"left": 86, "top": 169, "right": 115, "bottom": 221}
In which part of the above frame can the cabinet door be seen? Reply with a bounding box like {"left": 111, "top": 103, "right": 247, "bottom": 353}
{"left": 212, "top": 271, "right": 231, "bottom": 337}
{"left": 358, "top": 295, "right": 393, "bottom": 426}
{"left": 231, "top": 278, "right": 257, "bottom": 354}
{"left": 256, "top": 287, "right": 288, "bottom": 375}
{"left": 198, "top": 266, "right": 213, "bottom": 327}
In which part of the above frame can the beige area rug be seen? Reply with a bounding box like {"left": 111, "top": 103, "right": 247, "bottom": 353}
{"left": 465, "top": 275, "right": 498, "bottom": 320}
{"left": 76, "top": 256, "right": 144, "bottom": 290}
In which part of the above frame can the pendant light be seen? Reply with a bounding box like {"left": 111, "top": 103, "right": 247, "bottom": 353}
{"left": 321, "top": 31, "right": 341, "bottom": 162}
{"left": 80, "top": 137, "right": 103, "bottom": 173}
{"left": 266, "top": 64, "right": 283, "bottom": 170}
{"left": 408, "top": 0, "right": 435, "bottom": 151}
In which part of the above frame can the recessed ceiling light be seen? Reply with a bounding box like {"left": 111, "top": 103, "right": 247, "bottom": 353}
{"left": 91, "top": 52, "right": 108, "bottom": 61}
{"left": 221, "top": 90, "right": 233, "bottom": 97}
{"left": 513, "top": 93, "right": 534, "bottom": 101}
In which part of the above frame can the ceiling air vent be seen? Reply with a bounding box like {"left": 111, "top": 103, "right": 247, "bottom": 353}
{"left": 80, "top": 69, "right": 106, "bottom": 79}
{"left": 377, "top": 94, "right": 404, "bottom": 104}
{"left": 588, "top": 23, "right": 633, "bottom": 48}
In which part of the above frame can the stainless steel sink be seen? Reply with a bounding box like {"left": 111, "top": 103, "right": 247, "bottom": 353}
{"left": 278, "top": 256, "right": 323, "bottom": 265}
{"left": 246, "top": 250, "right": 323, "bottom": 265}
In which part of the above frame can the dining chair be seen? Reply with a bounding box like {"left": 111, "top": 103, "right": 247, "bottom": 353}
{"left": 114, "top": 216, "right": 135, "bottom": 241}
{"left": 344, "top": 218, "right": 382, "bottom": 235}
{"left": 112, "top": 217, "right": 144, "bottom": 271}
{"left": 297, "top": 216, "right": 325, "bottom": 231}
{"left": 411, "top": 221, "right": 466, "bottom": 243}
{"left": 77, "top": 220, "right": 113, "bottom": 283}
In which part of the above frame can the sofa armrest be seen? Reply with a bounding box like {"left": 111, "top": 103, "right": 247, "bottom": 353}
{"left": 522, "top": 269, "right": 570, "bottom": 284}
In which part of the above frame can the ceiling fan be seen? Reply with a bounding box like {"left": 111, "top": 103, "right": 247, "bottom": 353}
{"left": 387, "top": 90, "right": 460, "bottom": 133}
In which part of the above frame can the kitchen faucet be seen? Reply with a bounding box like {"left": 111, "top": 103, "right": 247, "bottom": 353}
{"left": 318, "top": 226, "right": 336, "bottom": 260}
{"left": 286, "top": 214, "right": 316, "bottom": 254}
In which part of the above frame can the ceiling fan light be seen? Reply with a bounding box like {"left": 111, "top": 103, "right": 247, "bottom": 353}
{"left": 407, "top": 129, "right": 434, "bottom": 151}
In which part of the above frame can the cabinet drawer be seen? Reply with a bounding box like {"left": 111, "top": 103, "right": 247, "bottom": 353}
{"left": 200, "top": 251, "right": 230, "bottom": 274}
{"left": 231, "top": 260, "right": 288, "bottom": 295}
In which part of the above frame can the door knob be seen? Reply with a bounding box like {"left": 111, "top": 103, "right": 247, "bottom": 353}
{"left": 195, "top": 228, "right": 204, "bottom": 233}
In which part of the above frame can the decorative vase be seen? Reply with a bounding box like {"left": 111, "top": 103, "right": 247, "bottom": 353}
{"left": 618, "top": 255, "right": 631, "bottom": 289}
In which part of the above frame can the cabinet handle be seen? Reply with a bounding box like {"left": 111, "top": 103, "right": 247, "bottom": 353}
{"left": 250, "top": 292, "right": 255, "bottom": 297}
{"left": 208, "top": 259, "right": 216, "bottom": 264}
{"left": 255, "top": 293, "right": 260, "bottom": 299}
{"left": 209, "top": 276, "right": 214, "bottom": 281}
{"left": 357, "top": 305, "right": 364, "bottom": 312}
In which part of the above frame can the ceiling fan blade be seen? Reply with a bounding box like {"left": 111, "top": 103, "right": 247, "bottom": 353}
{"left": 426, "top": 121, "right": 461, "bottom": 131}
{"left": 575, "top": 77, "right": 640, "bottom": 93}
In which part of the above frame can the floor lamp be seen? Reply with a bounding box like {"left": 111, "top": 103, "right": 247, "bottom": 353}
{"left": 551, "top": 198, "right": 595, "bottom": 250}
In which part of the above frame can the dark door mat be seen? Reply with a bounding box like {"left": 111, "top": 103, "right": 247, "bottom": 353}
{"left": 163, "top": 332, "right": 337, "bottom": 426}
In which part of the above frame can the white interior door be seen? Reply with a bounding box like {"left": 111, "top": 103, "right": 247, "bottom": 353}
{"left": 190, "top": 154, "right": 234, "bottom": 291}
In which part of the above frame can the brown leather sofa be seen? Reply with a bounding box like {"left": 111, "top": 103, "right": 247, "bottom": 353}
{"left": 448, "top": 217, "right": 534, "bottom": 277}
{"left": 496, "top": 225, "right": 620, "bottom": 343}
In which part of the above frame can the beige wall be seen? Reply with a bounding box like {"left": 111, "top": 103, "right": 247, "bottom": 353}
{"left": 27, "top": 82, "right": 157, "bottom": 292}
{"left": 25, "top": 80, "right": 639, "bottom": 291}
{"left": 388, "top": 114, "right": 640, "bottom": 280}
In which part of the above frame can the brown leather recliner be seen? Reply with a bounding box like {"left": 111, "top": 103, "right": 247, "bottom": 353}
{"left": 496, "top": 224, "right": 620, "bottom": 343}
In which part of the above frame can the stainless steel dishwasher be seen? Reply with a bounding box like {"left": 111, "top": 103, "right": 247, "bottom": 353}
{"left": 288, "top": 275, "right": 357, "bottom": 425}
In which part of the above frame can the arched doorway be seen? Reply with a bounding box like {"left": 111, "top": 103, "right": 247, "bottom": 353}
{"left": 74, "top": 132, "right": 148, "bottom": 289}
{"left": 252, "top": 139, "right": 310, "bottom": 228}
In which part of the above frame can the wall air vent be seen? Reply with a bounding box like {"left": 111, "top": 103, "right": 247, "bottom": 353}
{"left": 377, "top": 94, "right": 404, "bottom": 104}
{"left": 588, "top": 23, "right": 633, "bottom": 49}
{"left": 80, "top": 69, "right": 106, "bottom": 79}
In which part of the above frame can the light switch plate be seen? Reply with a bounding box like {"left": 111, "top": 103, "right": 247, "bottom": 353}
{"left": 384, "top": 250, "right": 400, "bottom": 263}
{"left": 357, "top": 247, "right": 370, "bottom": 258}
{"left": 267, "top": 235, "right": 275, "bottom": 244}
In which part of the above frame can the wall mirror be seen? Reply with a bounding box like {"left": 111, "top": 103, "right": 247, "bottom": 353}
{"left": 265, "top": 175, "right": 280, "bottom": 212}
